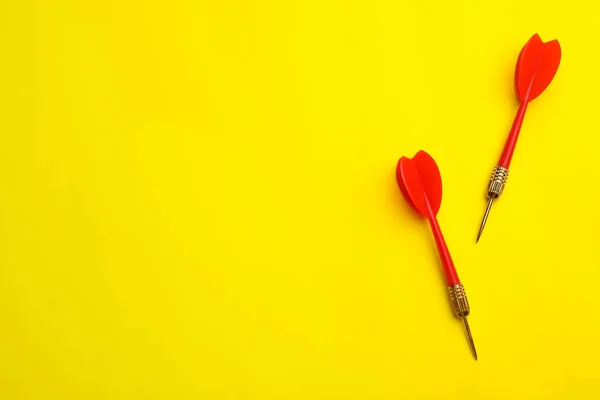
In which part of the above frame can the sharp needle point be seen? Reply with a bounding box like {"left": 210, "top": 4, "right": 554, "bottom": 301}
{"left": 476, "top": 198, "right": 494, "bottom": 243}
{"left": 463, "top": 317, "right": 477, "bottom": 360}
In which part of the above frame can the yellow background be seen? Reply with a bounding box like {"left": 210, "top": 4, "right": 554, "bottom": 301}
{"left": 1, "top": 1, "right": 598, "bottom": 398}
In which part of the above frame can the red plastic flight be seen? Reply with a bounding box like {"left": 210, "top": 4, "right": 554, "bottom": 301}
{"left": 396, "top": 150, "right": 476, "bottom": 360}
{"left": 477, "top": 34, "right": 561, "bottom": 242}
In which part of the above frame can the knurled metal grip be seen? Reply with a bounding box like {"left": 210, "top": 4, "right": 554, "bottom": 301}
{"left": 448, "top": 283, "right": 470, "bottom": 318}
{"left": 486, "top": 166, "right": 509, "bottom": 199}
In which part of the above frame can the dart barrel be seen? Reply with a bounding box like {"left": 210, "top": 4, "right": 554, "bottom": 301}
{"left": 486, "top": 166, "right": 509, "bottom": 200}
{"left": 448, "top": 283, "right": 470, "bottom": 318}
{"left": 449, "top": 283, "right": 478, "bottom": 359}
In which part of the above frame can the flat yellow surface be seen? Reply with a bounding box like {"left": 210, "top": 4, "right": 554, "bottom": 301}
{"left": 1, "top": 1, "right": 598, "bottom": 399}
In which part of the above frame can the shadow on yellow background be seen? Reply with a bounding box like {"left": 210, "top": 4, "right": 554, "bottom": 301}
{"left": 0, "top": 1, "right": 598, "bottom": 399}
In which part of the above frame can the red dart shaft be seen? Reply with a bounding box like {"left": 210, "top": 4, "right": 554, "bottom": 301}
{"left": 427, "top": 216, "right": 460, "bottom": 286}
{"left": 498, "top": 100, "right": 528, "bottom": 168}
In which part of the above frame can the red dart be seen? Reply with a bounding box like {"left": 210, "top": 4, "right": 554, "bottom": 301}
{"left": 396, "top": 150, "right": 477, "bottom": 360}
{"left": 477, "top": 33, "right": 561, "bottom": 242}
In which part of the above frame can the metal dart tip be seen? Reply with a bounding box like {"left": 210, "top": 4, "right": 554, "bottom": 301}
{"left": 476, "top": 198, "right": 494, "bottom": 243}
{"left": 462, "top": 316, "right": 477, "bottom": 360}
